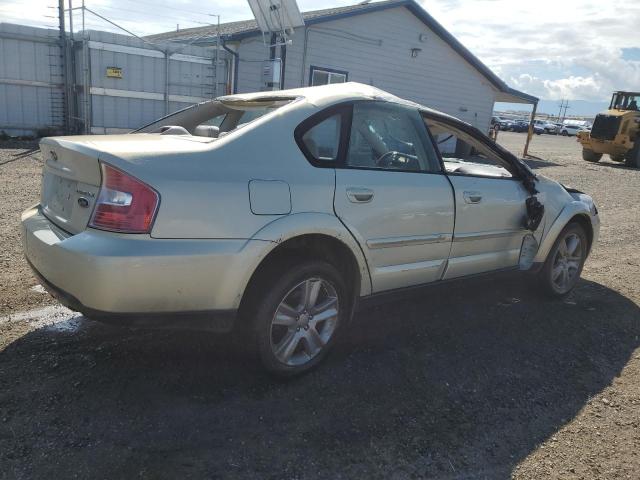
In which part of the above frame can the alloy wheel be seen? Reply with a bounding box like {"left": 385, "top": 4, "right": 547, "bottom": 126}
{"left": 270, "top": 277, "right": 339, "bottom": 366}
{"left": 551, "top": 233, "right": 583, "bottom": 293}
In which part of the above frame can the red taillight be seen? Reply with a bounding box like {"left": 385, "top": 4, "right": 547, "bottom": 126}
{"left": 89, "top": 163, "right": 159, "bottom": 233}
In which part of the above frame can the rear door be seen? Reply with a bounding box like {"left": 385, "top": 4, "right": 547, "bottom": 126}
{"left": 331, "top": 101, "right": 455, "bottom": 293}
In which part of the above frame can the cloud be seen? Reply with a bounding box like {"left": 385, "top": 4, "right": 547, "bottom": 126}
{"left": 510, "top": 74, "right": 604, "bottom": 100}
{"left": 420, "top": 0, "right": 640, "bottom": 100}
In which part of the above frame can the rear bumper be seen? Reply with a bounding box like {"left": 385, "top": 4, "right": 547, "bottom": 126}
{"left": 21, "top": 205, "right": 270, "bottom": 331}
{"left": 28, "top": 260, "right": 236, "bottom": 331}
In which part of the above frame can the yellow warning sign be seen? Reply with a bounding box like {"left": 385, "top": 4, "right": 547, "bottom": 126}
{"left": 106, "top": 67, "right": 123, "bottom": 79}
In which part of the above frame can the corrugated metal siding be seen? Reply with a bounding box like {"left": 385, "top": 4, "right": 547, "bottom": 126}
{"left": 234, "top": 6, "right": 497, "bottom": 132}
{"left": 0, "top": 24, "right": 228, "bottom": 135}
{"left": 0, "top": 24, "right": 62, "bottom": 135}
{"left": 83, "top": 30, "right": 227, "bottom": 133}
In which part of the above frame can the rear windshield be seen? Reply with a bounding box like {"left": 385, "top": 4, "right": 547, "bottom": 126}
{"left": 134, "top": 98, "right": 296, "bottom": 138}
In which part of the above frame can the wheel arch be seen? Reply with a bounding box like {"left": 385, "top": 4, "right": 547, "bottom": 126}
{"left": 569, "top": 214, "right": 594, "bottom": 253}
{"left": 534, "top": 202, "right": 595, "bottom": 264}
{"left": 237, "top": 212, "right": 372, "bottom": 318}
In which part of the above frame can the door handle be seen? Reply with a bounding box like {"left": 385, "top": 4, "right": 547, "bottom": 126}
{"left": 346, "top": 187, "right": 374, "bottom": 203}
{"left": 463, "top": 191, "right": 482, "bottom": 204}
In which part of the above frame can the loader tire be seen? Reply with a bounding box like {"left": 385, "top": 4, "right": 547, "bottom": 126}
{"left": 624, "top": 142, "right": 640, "bottom": 168}
{"left": 582, "top": 148, "right": 602, "bottom": 163}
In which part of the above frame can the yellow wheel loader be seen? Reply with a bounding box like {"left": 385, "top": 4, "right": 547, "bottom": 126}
{"left": 577, "top": 91, "right": 640, "bottom": 168}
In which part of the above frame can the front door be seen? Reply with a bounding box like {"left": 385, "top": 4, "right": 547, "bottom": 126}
{"left": 333, "top": 101, "right": 455, "bottom": 292}
{"left": 445, "top": 175, "right": 529, "bottom": 278}
{"left": 424, "top": 116, "right": 530, "bottom": 279}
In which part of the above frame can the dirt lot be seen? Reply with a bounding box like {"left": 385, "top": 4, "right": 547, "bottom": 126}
{"left": 0, "top": 133, "right": 638, "bottom": 479}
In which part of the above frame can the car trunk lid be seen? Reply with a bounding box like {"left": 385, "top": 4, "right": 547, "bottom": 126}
{"left": 40, "top": 137, "right": 102, "bottom": 234}
{"left": 39, "top": 134, "right": 215, "bottom": 234}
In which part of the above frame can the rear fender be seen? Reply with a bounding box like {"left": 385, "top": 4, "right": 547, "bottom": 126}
{"left": 249, "top": 212, "right": 372, "bottom": 296}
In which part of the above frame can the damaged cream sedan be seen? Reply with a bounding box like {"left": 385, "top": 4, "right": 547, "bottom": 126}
{"left": 22, "top": 83, "right": 599, "bottom": 376}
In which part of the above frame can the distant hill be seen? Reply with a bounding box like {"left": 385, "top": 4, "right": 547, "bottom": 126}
{"left": 536, "top": 99, "right": 609, "bottom": 117}
{"left": 495, "top": 99, "right": 609, "bottom": 118}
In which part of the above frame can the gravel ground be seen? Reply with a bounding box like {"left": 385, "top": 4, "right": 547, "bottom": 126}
{"left": 0, "top": 141, "right": 54, "bottom": 315}
{"left": 0, "top": 133, "right": 638, "bottom": 479}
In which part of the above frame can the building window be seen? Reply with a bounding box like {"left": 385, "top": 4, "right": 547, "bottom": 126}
{"left": 309, "top": 66, "right": 348, "bottom": 86}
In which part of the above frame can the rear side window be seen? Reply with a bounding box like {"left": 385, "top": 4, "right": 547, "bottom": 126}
{"left": 346, "top": 102, "right": 440, "bottom": 173}
{"left": 300, "top": 114, "right": 342, "bottom": 162}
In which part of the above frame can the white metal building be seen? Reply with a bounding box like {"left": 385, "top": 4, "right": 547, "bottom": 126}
{"left": 0, "top": 0, "right": 536, "bottom": 136}
{"left": 149, "top": 0, "right": 537, "bottom": 134}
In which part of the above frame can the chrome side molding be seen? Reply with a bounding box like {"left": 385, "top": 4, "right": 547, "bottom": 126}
{"left": 367, "top": 233, "right": 452, "bottom": 249}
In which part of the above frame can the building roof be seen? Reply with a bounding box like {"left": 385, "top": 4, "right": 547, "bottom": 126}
{"left": 147, "top": 0, "right": 537, "bottom": 104}
{"left": 147, "top": 1, "right": 402, "bottom": 43}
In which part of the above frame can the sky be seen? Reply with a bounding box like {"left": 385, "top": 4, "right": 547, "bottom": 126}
{"left": 2, "top": 0, "right": 639, "bottom": 113}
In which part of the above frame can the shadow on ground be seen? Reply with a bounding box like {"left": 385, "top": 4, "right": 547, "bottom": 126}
{"left": 578, "top": 159, "right": 636, "bottom": 171}
{"left": 1, "top": 275, "right": 638, "bottom": 479}
{"left": 523, "top": 156, "right": 561, "bottom": 169}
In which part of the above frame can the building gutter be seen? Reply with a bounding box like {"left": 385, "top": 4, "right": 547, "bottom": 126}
{"left": 221, "top": 38, "right": 239, "bottom": 94}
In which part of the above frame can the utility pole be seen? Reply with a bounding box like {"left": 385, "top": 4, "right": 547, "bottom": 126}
{"left": 68, "top": 0, "right": 79, "bottom": 133}
{"left": 562, "top": 101, "right": 570, "bottom": 121}
{"left": 67, "top": 0, "right": 73, "bottom": 39}
{"left": 557, "top": 99, "right": 566, "bottom": 122}
{"left": 58, "top": 0, "right": 70, "bottom": 133}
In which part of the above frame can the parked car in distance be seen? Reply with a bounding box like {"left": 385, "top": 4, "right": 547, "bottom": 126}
{"left": 534, "top": 119, "right": 558, "bottom": 134}
{"left": 499, "top": 118, "right": 515, "bottom": 131}
{"left": 491, "top": 116, "right": 514, "bottom": 131}
{"left": 22, "top": 83, "right": 600, "bottom": 376}
{"left": 496, "top": 119, "right": 540, "bottom": 134}
{"left": 512, "top": 120, "right": 530, "bottom": 133}
{"left": 561, "top": 124, "right": 588, "bottom": 136}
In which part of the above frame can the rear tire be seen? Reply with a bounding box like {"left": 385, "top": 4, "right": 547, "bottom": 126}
{"left": 624, "top": 142, "right": 640, "bottom": 168}
{"left": 248, "top": 260, "right": 348, "bottom": 377}
{"left": 538, "top": 222, "right": 588, "bottom": 297}
{"left": 562, "top": 130, "right": 568, "bottom": 136}
{"left": 610, "top": 154, "right": 625, "bottom": 162}
{"left": 582, "top": 148, "right": 602, "bottom": 162}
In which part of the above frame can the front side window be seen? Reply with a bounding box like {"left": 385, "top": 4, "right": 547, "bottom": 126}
{"left": 346, "top": 102, "right": 439, "bottom": 173}
{"left": 310, "top": 67, "right": 348, "bottom": 86}
{"left": 424, "top": 118, "right": 514, "bottom": 178}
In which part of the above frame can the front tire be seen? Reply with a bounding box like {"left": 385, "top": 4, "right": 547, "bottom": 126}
{"left": 250, "top": 260, "right": 348, "bottom": 377}
{"left": 538, "top": 223, "right": 588, "bottom": 297}
{"left": 582, "top": 148, "right": 602, "bottom": 162}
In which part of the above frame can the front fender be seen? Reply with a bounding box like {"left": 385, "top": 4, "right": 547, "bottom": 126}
{"left": 249, "top": 212, "right": 373, "bottom": 296}
{"left": 533, "top": 200, "right": 597, "bottom": 264}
